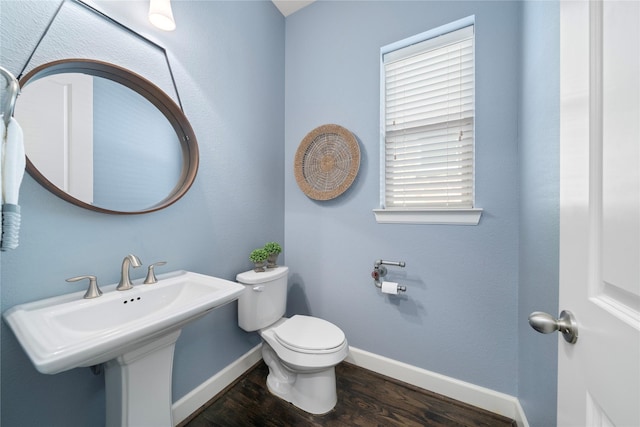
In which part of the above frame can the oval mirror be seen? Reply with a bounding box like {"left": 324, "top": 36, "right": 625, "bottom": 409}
{"left": 15, "top": 59, "right": 198, "bottom": 214}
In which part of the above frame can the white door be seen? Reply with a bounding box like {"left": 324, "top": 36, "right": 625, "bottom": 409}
{"left": 557, "top": 0, "right": 640, "bottom": 425}
{"left": 15, "top": 73, "right": 94, "bottom": 202}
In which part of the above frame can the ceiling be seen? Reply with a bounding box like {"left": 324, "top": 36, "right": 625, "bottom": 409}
{"left": 272, "top": 0, "right": 315, "bottom": 17}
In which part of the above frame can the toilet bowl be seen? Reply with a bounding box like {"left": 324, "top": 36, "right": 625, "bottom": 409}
{"left": 260, "top": 316, "right": 349, "bottom": 414}
{"left": 236, "top": 267, "right": 349, "bottom": 414}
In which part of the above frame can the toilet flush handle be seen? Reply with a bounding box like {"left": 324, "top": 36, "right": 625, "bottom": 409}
{"left": 252, "top": 285, "right": 265, "bottom": 292}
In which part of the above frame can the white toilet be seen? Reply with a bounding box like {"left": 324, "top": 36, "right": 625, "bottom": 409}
{"left": 236, "top": 266, "right": 349, "bottom": 414}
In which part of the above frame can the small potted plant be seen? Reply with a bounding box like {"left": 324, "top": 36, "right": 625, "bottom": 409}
{"left": 264, "top": 242, "right": 282, "bottom": 268}
{"left": 249, "top": 248, "right": 268, "bottom": 272}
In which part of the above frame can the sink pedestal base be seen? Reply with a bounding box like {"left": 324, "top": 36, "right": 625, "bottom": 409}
{"left": 105, "top": 330, "right": 181, "bottom": 427}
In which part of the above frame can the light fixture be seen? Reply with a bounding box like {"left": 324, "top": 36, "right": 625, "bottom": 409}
{"left": 148, "top": 0, "right": 176, "bottom": 31}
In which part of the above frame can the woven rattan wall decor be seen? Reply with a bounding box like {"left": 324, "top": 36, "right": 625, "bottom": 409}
{"left": 294, "top": 124, "right": 361, "bottom": 201}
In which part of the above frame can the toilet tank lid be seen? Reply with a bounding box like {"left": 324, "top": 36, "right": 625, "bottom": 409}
{"left": 236, "top": 266, "right": 288, "bottom": 284}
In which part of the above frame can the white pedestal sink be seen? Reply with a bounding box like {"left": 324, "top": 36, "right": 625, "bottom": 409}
{"left": 3, "top": 270, "right": 245, "bottom": 427}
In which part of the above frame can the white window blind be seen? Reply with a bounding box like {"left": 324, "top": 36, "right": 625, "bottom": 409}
{"left": 382, "top": 25, "right": 475, "bottom": 209}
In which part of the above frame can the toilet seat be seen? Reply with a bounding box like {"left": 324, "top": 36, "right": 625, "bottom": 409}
{"left": 260, "top": 317, "right": 349, "bottom": 371}
{"left": 273, "top": 315, "right": 345, "bottom": 354}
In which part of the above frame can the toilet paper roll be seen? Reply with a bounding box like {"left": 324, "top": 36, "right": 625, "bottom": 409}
{"left": 381, "top": 281, "right": 399, "bottom": 295}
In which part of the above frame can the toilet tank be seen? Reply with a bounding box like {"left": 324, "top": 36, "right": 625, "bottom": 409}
{"left": 236, "top": 266, "right": 288, "bottom": 332}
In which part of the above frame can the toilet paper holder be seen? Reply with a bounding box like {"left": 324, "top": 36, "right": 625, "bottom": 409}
{"left": 372, "top": 260, "right": 407, "bottom": 293}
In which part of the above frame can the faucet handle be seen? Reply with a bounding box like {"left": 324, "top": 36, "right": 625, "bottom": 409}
{"left": 144, "top": 261, "right": 167, "bottom": 284}
{"left": 67, "top": 275, "right": 103, "bottom": 299}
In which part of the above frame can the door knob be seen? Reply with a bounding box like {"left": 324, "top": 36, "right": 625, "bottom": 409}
{"left": 528, "top": 310, "right": 578, "bottom": 344}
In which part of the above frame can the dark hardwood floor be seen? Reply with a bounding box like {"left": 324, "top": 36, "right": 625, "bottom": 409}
{"left": 180, "top": 361, "right": 517, "bottom": 427}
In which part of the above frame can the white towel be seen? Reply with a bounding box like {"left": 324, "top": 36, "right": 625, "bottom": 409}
{"left": 2, "top": 116, "right": 25, "bottom": 205}
{"left": 0, "top": 115, "right": 3, "bottom": 203}
{"left": 1, "top": 116, "right": 25, "bottom": 250}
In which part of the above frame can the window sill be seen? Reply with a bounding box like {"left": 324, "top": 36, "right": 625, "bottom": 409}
{"left": 372, "top": 208, "right": 483, "bottom": 225}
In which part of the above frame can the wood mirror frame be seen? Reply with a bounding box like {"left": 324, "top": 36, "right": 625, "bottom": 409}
{"left": 19, "top": 58, "right": 199, "bottom": 215}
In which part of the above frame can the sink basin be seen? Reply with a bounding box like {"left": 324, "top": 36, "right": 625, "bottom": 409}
{"left": 3, "top": 270, "right": 244, "bottom": 375}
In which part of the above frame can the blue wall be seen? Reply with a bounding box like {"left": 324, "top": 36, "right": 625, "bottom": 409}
{"left": 1, "top": 0, "right": 561, "bottom": 425}
{"left": 284, "top": 1, "right": 520, "bottom": 395}
{"left": 0, "top": 1, "right": 284, "bottom": 425}
{"left": 518, "top": 2, "right": 560, "bottom": 426}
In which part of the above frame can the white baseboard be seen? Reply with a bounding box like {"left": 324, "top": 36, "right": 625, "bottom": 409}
{"left": 172, "top": 344, "right": 529, "bottom": 427}
{"left": 172, "top": 344, "right": 263, "bottom": 426}
{"left": 346, "top": 347, "right": 529, "bottom": 427}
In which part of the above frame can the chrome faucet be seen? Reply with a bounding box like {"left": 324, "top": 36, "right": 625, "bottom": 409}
{"left": 117, "top": 254, "right": 142, "bottom": 291}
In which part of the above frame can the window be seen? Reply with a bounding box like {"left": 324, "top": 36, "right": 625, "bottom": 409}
{"left": 374, "top": 17, "right": 482, "bottom": 225}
